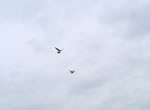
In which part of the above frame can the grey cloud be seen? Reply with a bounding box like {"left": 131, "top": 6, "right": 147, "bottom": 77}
{"left": 0, "top": 0, "right": 47, "bottom": 20}
{"left": 0, "top": 0, "right": 150, "bottom": 110}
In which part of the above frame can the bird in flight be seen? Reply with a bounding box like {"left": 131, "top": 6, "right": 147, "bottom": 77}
{"left": 55, "top": 47, "right": 63, "bottom": 54}
{"left": 69, "top": 70, "right": 75, "bottom": 74}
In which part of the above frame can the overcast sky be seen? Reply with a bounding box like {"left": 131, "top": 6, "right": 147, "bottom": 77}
{"left": 0, "top": 0, "right": 150, "bottom": 110}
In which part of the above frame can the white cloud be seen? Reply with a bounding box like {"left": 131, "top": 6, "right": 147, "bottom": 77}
{"left": 0, "top": 0, "right": 150, "bottom": 110}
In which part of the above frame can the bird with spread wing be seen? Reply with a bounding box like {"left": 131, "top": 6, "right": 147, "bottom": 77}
{"left": 69, "top": 70, "right": 75, "bottom": 74}
{"left": 54, "top": 47, "right": 63, "bottom": 54}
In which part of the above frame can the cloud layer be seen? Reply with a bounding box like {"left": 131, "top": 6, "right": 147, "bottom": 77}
{"left": 0, "top": 0, "right": 150, "bottom": 110}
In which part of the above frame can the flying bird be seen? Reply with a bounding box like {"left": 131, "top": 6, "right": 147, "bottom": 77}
{"left": 55, "top": 47, "right": 63, "bottom": 54}
{"left": 69, "top": 70, "right": 75, "bottom": 74}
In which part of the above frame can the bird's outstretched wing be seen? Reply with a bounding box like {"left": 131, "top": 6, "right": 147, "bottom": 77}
{"left": 55, "top": 47, "right": 60, "bottom": 51}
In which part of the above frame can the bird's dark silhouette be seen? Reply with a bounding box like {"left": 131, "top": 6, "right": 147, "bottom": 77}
{"left": 69, "top": 70, "right": 75, "bottom": 74}
{"left": 55, "top": 47, "right": 63, "bottom": 54}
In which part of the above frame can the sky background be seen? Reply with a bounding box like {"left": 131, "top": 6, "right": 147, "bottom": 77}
{"left": 0, "top": 0, "right": 150, "bottom": 110}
